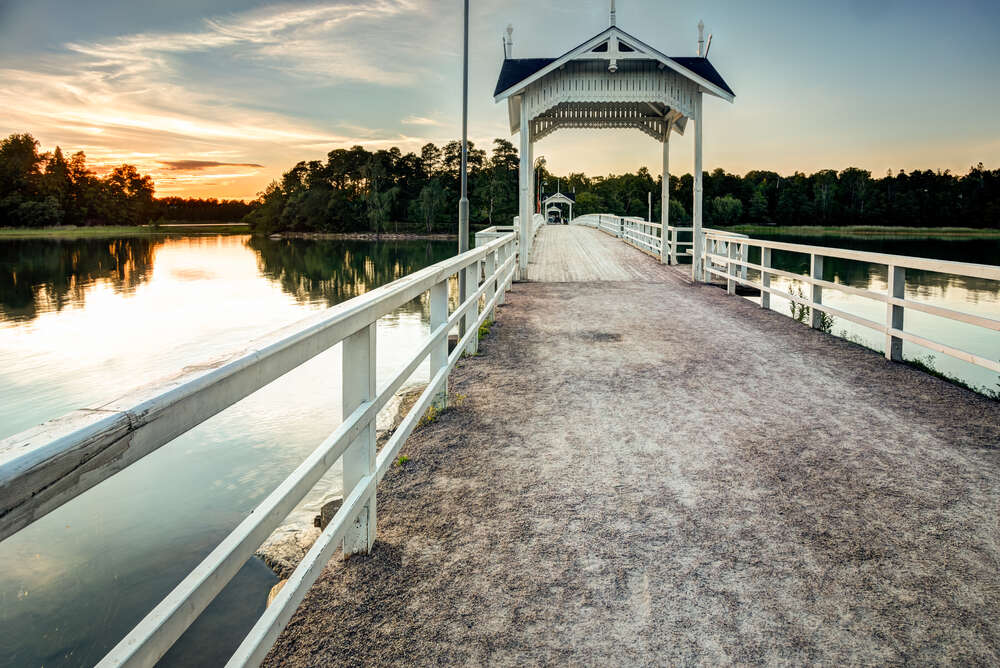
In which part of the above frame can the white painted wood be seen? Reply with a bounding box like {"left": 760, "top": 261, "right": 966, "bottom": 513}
{"left": 890, "top": 328, "right": 1000, "bottom": 374}
{"left": 661, "top": 137, "right": 671, "bottom": 264}
{"left": 761, "top": 247, "right": 772, "bottom": 310}
{"left": 692, "top": 91, "right": 704, "bottom": 282}
{"left": 0, "top": 233, "right": 517, "bottom": 545}
{"left": 703, "top": 229, "right": 1000, "bottom": 375}
{"left": 464, "top": 261, "right": 480, "bottom": 355}
{"left": 710, "top": 234, "right": 1000, "bottom": 281}
{"left": 493, "top": 26, "right": 735, "bottom": 105}
{"left": 3, "top": 234, "right": 519, "bottom": 668}
{"left": 727, "top": 242, "right": 738, "bottom": 295}
{"left": 810, "top": 254, "right": 824, "bottom": 329}
{"left": 886, "top": 266, "right": 905, "bottom": 361}
{"left": 519, "top": 96, "right": 530, "bottom": 280}
{"left": 429, "top": 279, "right": 448, "bottom": 409}
{"left": 485, "top": 251, "right": 497, "bottom": 322}
{"left": 341, "top": 324, "right": 376, "bottom": 557}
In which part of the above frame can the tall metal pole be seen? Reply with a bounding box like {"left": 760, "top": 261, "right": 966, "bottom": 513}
{"left": 458, "top": 0, "right": 470, "bottom": 334}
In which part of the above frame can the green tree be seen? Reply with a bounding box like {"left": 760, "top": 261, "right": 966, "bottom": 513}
{"left": 711, "top": 195, "right": 743, "bottom": 226}
{"left": 415, "top": 179, "right": 447, "bottom": 232}
{"left": 748, "top": 185, "right": 770, "bottom": 224}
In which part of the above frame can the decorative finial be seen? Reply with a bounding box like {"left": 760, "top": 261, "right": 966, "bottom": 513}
{"left": 697, "top": 20, "right": 705, "bottom": 56}
{"left": 610, "top": 0, "right": 616, "bottom": 27}
{"left": 505, "top": 24, "right": 514, "bottom": 59}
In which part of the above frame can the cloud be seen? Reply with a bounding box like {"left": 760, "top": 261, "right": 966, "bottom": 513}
{"left": 402, "top": 116, "right": 445, "bottom": 127}
{"left": 0, "top": 1, "right": 443, "bottom": 197}
{"left": 160, "top": 160, "right": 265, "bottom": 171}
{"left": 64, "top": 1, "right": 430, "bottom": 86}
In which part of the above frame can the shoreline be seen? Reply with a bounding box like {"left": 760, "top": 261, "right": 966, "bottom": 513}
{"left": 721, "top": 224, "right": 1000, "bottom": 238}
{"left": 0, "top": 223, "right": 250, "bottom": 239}
{"left": 255, "top": 384, "right": 426, "bottom": 584}
{"left": 269, "top": 231, "right": 460, "bottom": 241}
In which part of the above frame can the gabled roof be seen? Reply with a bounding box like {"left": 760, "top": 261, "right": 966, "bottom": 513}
{"left": 543, "top": 192, "right": 576, "bottom": 205}
{"left": 494, "top": 58, "right": 556, "bottom": 97}
{"left": 494, "top": 25, "right": 734, "bottom": 102}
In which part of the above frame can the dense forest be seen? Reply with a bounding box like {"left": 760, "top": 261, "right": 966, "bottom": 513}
{"left": 0, "top": 133, "right": 250, "bottom": 227}
{"left": 4, "top": 131, "right": 999, "bottom": 231}
{"left": 251, "top": 142, "right": 1000, "bottom": 232}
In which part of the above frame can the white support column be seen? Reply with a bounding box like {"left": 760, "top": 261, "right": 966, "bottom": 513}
{"left": 810, "top": 254, "right": 825, "bottom": 329}
{"left": 692, "top": 91, "right": 704, "bottom": 281}
{"left": 518, "top": 96, "right": 530, "bottom": 280}
{"left": 342, "top": 323, "right": 376, "bottom": 557}
{"left": 661, "top": 136, "right": 670, "bottom": 264}
{"left": 886, "top": 265, "right": 905, "bottom": 361}
{"left": 464, "top": 261, "right": 479, "bottom": 355}
{"left": 760, "top": 247, "right": 772, "bottom": 310}
{"left": 527, "top": 138, "right": 535, "bottom": 224}
{"left": 429, "top": 280, "right": 448, "bottom": 409}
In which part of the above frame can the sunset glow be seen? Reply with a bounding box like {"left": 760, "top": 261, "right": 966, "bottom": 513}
{"left": 2, "top": 0, "right": 999, "bottom": 199}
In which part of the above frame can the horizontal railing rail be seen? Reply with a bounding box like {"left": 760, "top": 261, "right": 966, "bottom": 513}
{"left": 572, "top": 213, "right": 697, "bottom": 265}
{"left": 702, "top": 231, "right": 1000, "bottom": 373}
{"left": 0, "top": 231, "right": 519, "bottom": 667}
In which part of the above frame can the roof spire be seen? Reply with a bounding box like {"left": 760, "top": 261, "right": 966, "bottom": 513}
{"left": 504, "top": 24, "right": 513, "bottom": 59}
{"left": 610, "top": 0, "right": 616, "bottom": 27}
{"left": 697, "top": 19, "right": 705, "bottom": 56}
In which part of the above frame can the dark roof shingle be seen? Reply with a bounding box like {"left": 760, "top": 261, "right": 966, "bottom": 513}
{"left": 494, "top": 58, "right": 556, "bottom": 96}
{"left": 669, "top": 57, "right": 734, "bottom": 96}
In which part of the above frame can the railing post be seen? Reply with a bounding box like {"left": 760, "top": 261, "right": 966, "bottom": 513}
{"left": 485, "top": 250, "right": 496, "bottom": 322}
{"left": 727, "top": 241, "right": 738, "bottom": 294}
{"left": 496, "top": 245, "right": 507, "bottom": 305}
{"left": 429, "top": 279, "right": 448, "bottom": 409}
{"left": 810, "top": 253, "right": 824, "bottom": 329}
{"left": 464, "top": 260, "right": 479, "bottom": 355}
{"left": 342, "top": 323, "right": 376, "bottom": 557}
{"left": 670, "top": 227, "right": 678, "bottom": 265}
{"left": 886, "top": 265, "right": 905, "bottom": 361}
{"left": 761, "top": 247, "right": 772, "bottom": 310}
{"left": 740, "top": 243, "right": 748, "bottom": 280}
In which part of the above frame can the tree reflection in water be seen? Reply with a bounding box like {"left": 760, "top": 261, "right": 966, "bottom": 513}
{"left": 247, "top": 236, "right": 455, "bottom": 311}
{"left": 0, "top": 237, "right": 159, "bottom": 321}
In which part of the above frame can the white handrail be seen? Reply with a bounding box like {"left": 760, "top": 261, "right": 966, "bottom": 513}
{"left": 702, "top": 230, "right": 1000, "bottom": 373}
{"left": 0, "top": 231, "right": 519, "bottom": 667}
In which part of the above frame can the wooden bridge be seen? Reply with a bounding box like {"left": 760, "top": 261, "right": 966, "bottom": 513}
{"left": 3, "top": 5, "right": 1000, "bottom": 665}
{"left": 1, "top": 218, "right": 998, "bottom": 666}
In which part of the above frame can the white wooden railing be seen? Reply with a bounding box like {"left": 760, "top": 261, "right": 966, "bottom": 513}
{"left": 571, "top": 213, "right": 692, "bottom": 265}
{"left": 702, "top": 229, "right": 749, "bottom": 282}
{"left": 702, "top": 230, "right": 1000, "bottom": 371}
{"left": 0, "top": 231, "right": 519, "bottom": 667}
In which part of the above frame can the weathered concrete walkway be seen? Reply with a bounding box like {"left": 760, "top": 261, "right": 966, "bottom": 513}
{"left": 266, "top": 230, "right": 1000, "bottom": 665}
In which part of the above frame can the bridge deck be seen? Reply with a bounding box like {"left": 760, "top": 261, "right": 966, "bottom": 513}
{"left": 266, "top": 228, "right": 1000, "bottom": 665}
{"left": 527, "top": 224, "right": 664, "bottom": 281}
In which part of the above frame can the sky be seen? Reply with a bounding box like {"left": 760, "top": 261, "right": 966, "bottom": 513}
{"left": 1, "top": 0, "right": 999, "bottom": 199}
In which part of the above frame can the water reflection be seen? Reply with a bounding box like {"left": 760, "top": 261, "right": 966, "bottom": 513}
{"left": 0, "top": 234, "right": 456, "bottom": 668}
{"left": 250, "top": 236, "right": 447, "bottom": 307}
{"left": 0, "top": 238, "right": 158, "bottom": 321}
{"left": 748, "top": 234, "right": 1000, "bottom": 392}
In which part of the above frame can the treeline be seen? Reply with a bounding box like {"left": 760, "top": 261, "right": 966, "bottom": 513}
{"left": 6, "top": 131, "right": 998, "bottom": 231}
{"left": 251, "top": 140, "right": 1000, "bottom": 232}
{"left": 0, "top": 133, "right": 251, "bottom": 227}
{"left": 155, "top": 197, "right": 253, "bottom": 222}
{"left": 664, "top": 165, "right": 1000, "bottom": 229}
{"left": 246, "top": 139, "right": 519, "bottom": 235}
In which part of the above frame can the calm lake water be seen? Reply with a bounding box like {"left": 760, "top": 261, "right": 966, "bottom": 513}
{"left": 0, "top": 234, "right": 456, "bottom": 667}
{"left": 745, "top": 234, "right": 1000, "bottom": 393}
{"left": 0, "top": 231, "right": 997, "bottom": 667}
